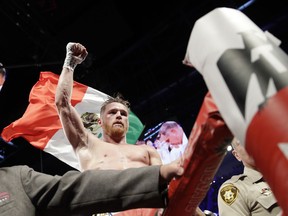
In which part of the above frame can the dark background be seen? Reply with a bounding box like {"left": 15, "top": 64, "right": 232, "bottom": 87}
{"left": 0, "top": 0, "right": 288, "bottom": 214}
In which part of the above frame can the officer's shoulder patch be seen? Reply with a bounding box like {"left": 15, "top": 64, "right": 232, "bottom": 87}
{"left": 220, "top": 184, "right": 239, "bottom": 205}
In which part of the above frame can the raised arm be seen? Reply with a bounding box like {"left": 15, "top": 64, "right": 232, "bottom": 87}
{"left": 55, "top": 42, "right": 89, "bottom": 150}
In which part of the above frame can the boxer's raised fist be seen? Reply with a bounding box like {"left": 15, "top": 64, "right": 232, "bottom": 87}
{"left": 63, "top": 42, "right": 88, "bottom": 71}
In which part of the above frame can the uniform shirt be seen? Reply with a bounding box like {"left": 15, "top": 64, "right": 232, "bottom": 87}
{"left": 218, "top": 167, "right": 281, "bottom": 216}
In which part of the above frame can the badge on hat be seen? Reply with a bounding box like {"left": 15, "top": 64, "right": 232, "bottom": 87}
{"left": 220, "top": 184, "right": 239, "bottom": 205}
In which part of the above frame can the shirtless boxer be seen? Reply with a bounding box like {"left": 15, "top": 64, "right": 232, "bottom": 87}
{"left": 55, "top": 42, "right": 204, "bottom": 216}
{"left": 55, "top": 42, "right": 162, "bottom": 172}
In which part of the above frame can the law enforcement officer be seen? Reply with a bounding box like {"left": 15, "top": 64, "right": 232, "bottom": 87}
{"left": 217, "top": 137, "right": 282, "bottom": 216}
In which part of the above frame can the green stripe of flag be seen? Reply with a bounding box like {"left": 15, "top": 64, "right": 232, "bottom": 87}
{"left": 127, "top": 111, "right": 145, "bottom": 144}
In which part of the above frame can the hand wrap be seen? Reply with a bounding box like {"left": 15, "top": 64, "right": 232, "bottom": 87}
{"left": 63, "top": 42, "right": 88, "bottom": 71}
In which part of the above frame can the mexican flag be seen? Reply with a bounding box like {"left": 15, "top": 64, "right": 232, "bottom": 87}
{"left": 1, "top": 71, "right": 144, "bottom": 170}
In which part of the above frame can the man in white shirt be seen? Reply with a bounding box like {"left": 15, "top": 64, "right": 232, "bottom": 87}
{"left": 155, "top": 121, "right": 188, "bottom": 164}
